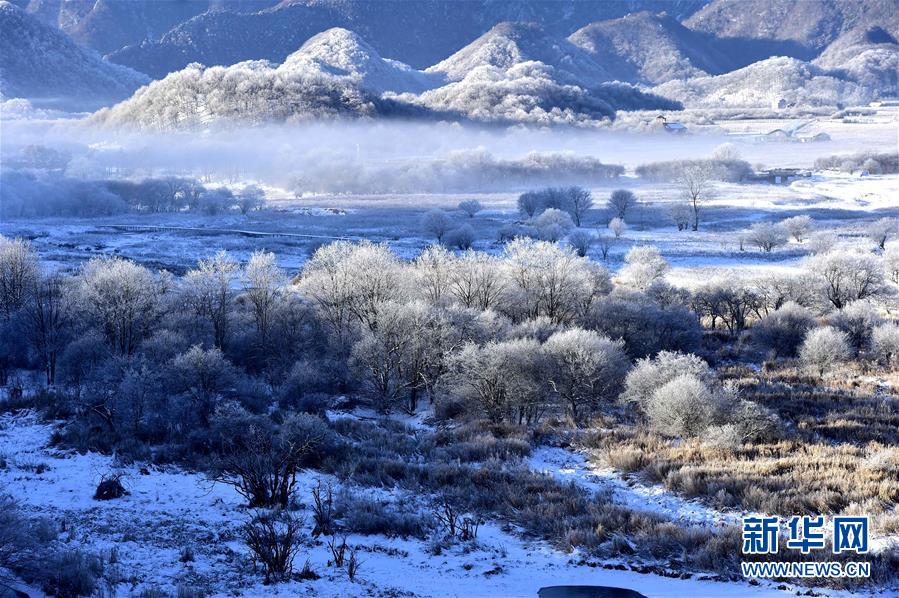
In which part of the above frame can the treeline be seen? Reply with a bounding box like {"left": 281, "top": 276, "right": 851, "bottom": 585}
{"left": 814, "top": 150, "right": 899, "bottom": 174}
{"left": 635, "top": 158, "right": 753, "bottom": 183}
{"left": 0, "top": 172, "right": 264, "bottom": 218}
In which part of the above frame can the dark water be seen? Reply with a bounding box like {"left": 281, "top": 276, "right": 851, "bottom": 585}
{"left": 538, "top": 586, "right": 648, "bottom": 598}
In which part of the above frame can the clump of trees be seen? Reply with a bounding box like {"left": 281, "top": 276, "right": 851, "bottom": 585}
{"left": 516, "top": 186, "right": 593, "bottom": 226}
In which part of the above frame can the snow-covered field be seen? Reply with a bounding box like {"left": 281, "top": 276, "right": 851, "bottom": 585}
{"left": 0, "top": 411, "right": 812, "bottom": 598}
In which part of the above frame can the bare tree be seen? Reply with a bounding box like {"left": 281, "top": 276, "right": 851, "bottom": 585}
{"left": 608, "top": 189, "right": 636, "bottom": 220}
{"left": 238, "top": 185, "right": 265, "bottom": 215}
{"left": 22, "top": 274, "right": 75, "bottom": 385}
{"left": 564, "top": 186, "right": 593, "bottom": 227}
{"left": 421, "top": 209, "right": 452, "bottom": 243}
{"left": 457, "top": 199, "right": 483, "bottom": 218}
{"left": 675, "top": 161, "right": 714, "bottom": 231}
{"left": 868, "top": 217, "right": 897, "bottom": 250}
{"left": 242, "top": 250, "right": 284, "bottom": 347}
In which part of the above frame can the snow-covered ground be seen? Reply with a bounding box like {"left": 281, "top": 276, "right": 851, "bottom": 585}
{"left": 0, "top": 411, "right": 813, "bottom": 598}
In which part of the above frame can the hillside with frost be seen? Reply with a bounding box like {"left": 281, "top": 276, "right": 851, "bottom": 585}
{"left": 0, "top": 1, "right": 149, "bottom": 107}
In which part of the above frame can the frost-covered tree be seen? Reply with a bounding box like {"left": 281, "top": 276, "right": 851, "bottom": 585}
{"left": 22, "top": 273, "right": 75, "bottom": 384}
{"left": 608, "top": 189, "right": 636, "bottom": 220}
{"left": 585, "top": 295, "right": 701, "bottom": 358}
{"left": 503, "top": 238, "right": 594, "bottom": 324}
{"left": 242, "top": 250, "right": 284, "bottom": 348}
{"left": 871, "top": 323, "right": 899, "bottom": 369}
{"left": 669, "top": 202, "right": 692, "bottom": 231}
{"left": 457, "top": 199, "right": 482, "bottom": 218}
{"left": 746, "top": 222, "right": 788, "bottom": 252}
{"left": 885, "top": 245, "right": 899, "bottom": 285}
{"left": 182, "top": 251, "right": 238, "bottom": 349}
{"left": 692, "top": 280, "right": 758, "bottom": 335}
{"left": 445, "top": 338, "right": 545, "bottom": 424}
{"left": 534, "top": 208, "right": 574, "bottom": 241}
{"left": 607, "top": 217, "right": 627, "bottom": 239}
{"left": 421, "top": 209, "right": 452, "bottom": 243}
{"left": 618, "top": 245, "right": 668, "bottom": 291}
{"left": 809, "top": 250, "right": 890, "bottom": 309}
{"left": 0, "top": 236, "right": 39, "bottom": 320}
{"left": 448, "top": 250, "right": 506, "bottom": 311}
{"left": 543, "top": 328, "right": 628, "bottom": 425}
{"left": 781, "top": 215, "right": 813, "bottom": 243}
{"left": 238, "top": 185, "right": 265, "bottom": 215}
{"left": 799, "top": 326, "right": 852, "bottom": 377}
{"left": 172, "top": 345, "right": 236, "bottom": 423}
{"left": 412, "top": 245, "right": 455, "bottom": 307}
{"left": 752, "top": 302, "right": 817, "bottom": 358}
{"left": 868, "top": 217, "right": 897, "bottom": 250}
{"left": 517, "top": 191, "right": 542, "bottom": 218}
{"left": 565, "top": 186, "right": 593, "bottom": 227}
{"left": 808, "top": 231, "right": 838, "bottom": 255}
{"left": 77, "top": 257, "right": 160, "bottom": 356}
{"left": 675, "top": 161, "right": 714, "bottom": 230}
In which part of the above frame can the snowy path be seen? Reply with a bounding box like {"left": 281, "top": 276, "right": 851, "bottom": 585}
{"left": 529, "top": 446, "right": 745, "bottom": 528}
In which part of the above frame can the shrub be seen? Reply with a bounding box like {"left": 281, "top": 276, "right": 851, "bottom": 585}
{"left": 607, "top": 189, "right": 636, "bottom": 219}
{"left": 644, "top": 374, "right": 721, "bottom": 437}
{"left": 41, "top": 551, "right": 103, "bottom": 598}
{"left": 533, "top": 208, "right": 574, "bottom": 241}
{"left": 567, "top": 230, "right": 594, "bottom": 257}
{"left": 799, "top": 326, "right": 852, "bottom": 377}
{"left": 457, "top": 200, "right": 482, "bottom": 217}
{"left": 444, "top": 224, "right": 476, "bottom": 250}
{"left": 621, "top": 351, "right": 712, "bottom": 408}
{"left": 241, "top": 510, "right": 304, "bottom": 583}
{"left": 752, "top": 302, "right": 817, "bottom": 357}
{"left": 781, "top": 215, "right": 813, "bottom": 243}
{"left": 338, "top": 495, "right": 433, "bottom": 538}
{"left": 607, "top": 217, "right": 626, "bottom": 238}
{"left": 871, "top": 323, "right": 899, "bottom": 369}
{"left": 93, "top": 474, "right": 128, "bottom": 500}
{"left": 829, "top": 301, "right": 883, "bottom": 353}
{"left": 745, "top": 222, "right": 788, "bottom": 252}
{"left": 421, "top": 209, "right": 452, "bottom": 242}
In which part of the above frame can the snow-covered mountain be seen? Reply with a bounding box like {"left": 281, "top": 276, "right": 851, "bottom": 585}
{"left": 569, "top": 12, "right": 732, "bottom": 84}
{"left": 652, "top": 56, "right": 872, "bottom": 108}
{"left": 283, "top": 28, "right": 443, "bottom": 94}
{"left": 813, "top": 26, "right": 898, "bottom": 97}
{"left": 105, "top": 0, "right": 709, "bottom": 79}
{"left": 425, "top": 22, "right": 612, "bottom": 89}
{"left": 0, "top": 1, "right": 149, "bottom": 108}
{"left": 685, "top": 0, "right": 899, "bottom": 53}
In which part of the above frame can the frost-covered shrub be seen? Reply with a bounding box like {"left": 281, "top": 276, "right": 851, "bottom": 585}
{"left": 338, "top": 495, "right": 433, "bottom": 538}
{"left": 814, "top": 151, "right": 898, "bottom": 174}
{"left": 618, "top": 245, "right": 668, "bottom": 291}
{"left": 885, "top": 245, "right": 899, "bottom": 284}
{"left": 745, "top": 222, "right": 788, "bottom": 252}
{"left": 241, "top": 510, "right": 304, "bottom": 583}
{"left": 799, "top": 326, "right": 852, "bottom": 376}
{"left": 444, "top": 224, "right": 476, "bottom": 250}
{"left": 829, "top": 301, "right": 883, "bottom": 353}
{"left": 40, "top": 550, "right": 103, "bottom": 598}
{"left": 533, "top": 208, "right": 574, "bottom": 241}
{"left": 567, "top": 229, "right": 594, "bottom": 257}
{"left": 871, "top": 323, "right": 899, "bottom": 369}
{"left": 781, "top": 215, "right": 813, "bottom": 243}
{"left": 607, "top": 217, "right": 627, "bottom": 238}
{"left": 752, "top": 302, "right": 817, "bottom": 357}
{"left": 809, "top": 250, "right": 890, "bottom": 309}
{"left": 635, "top": 158, "right": 752, "bottom": 183}
{"left": 621, "top": 350, "right": 712, "bottom": 408}
{"left": 421, "top": 209, "right": 452, "bottom": 242}
{"left": 458, "top": 199, "right": 482, "bottom": 218}
{"left": 867, "top": 217, "right": 897, "bottom": 250}
{"left": 585, "top": 295, "right": 701, "bottom": 358}
{"left": 807, "top": 231, "right": 838, "bottom": 255}
{"left": 644, "top": 374, "right": 720, "bottom": 437}
{"left": 542, "top": 328, "right": 629, "bottom": 425}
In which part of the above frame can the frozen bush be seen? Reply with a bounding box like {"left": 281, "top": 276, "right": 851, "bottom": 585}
{"left": 457, "top": 199, "right": 482, "bottom": 218}
{"left": 421, "top": 209, "right": 453, "bottom": 242}
{"left": 807, "top": 231, "right": 838, "bottom": 255}
{"left": 237, "top": 185, "right": 265, "bottom": 214}
{"left": 745, "top": 222, "right": 788, "bottom": 252}
{"left": 585, "top": 295, "right": 701, "bottom": 358}
{"left": 868, "top": 217, "right": 897, "bottom": 250}
{"left": 444, "top": 224, "right": 476, "bottom": 250}
{"left": 607, "top": 217, "right": 627, "bottom": 238}
{"left": 752, "top": 302, "right": 817, "bottom": 357}
{"left": 338, "top": 495, "right": 432, "bottom": 538}
{"left": 241, "top": 510, "right": 304, "bottom": 583}
{"left": 517, "top": 191, "right": 542, "bottom": 218}
{"left": 871, "top": 323, "right": 899, "bottom": 369}
{"left": 41, "top": 550, "right": 103, "bottom": 598}
{"left": 885, "top": 245, "right": 899, "bottom": 284}
{"left": 644, "top": 374, "right": 719, "bottom": 437}
{"left": 799, "top": 326, "right": 852, "bottom": 377}
{"left": 781, "top": 215, "right": 813, "bottom": 243}
{"left": 618, "top": 245, "right": 668, "bottom": 291}
{"left": 567, "top": 230, "right": 594, "bottom": 257}
{"left": 533, "top": 208, "right": 574, "bottom": 241}
{"left": 621, "top": 350, "right": 712, "bottom": 408}
{"left": 829, "top": 301, "right": 883, "bottom": 353}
